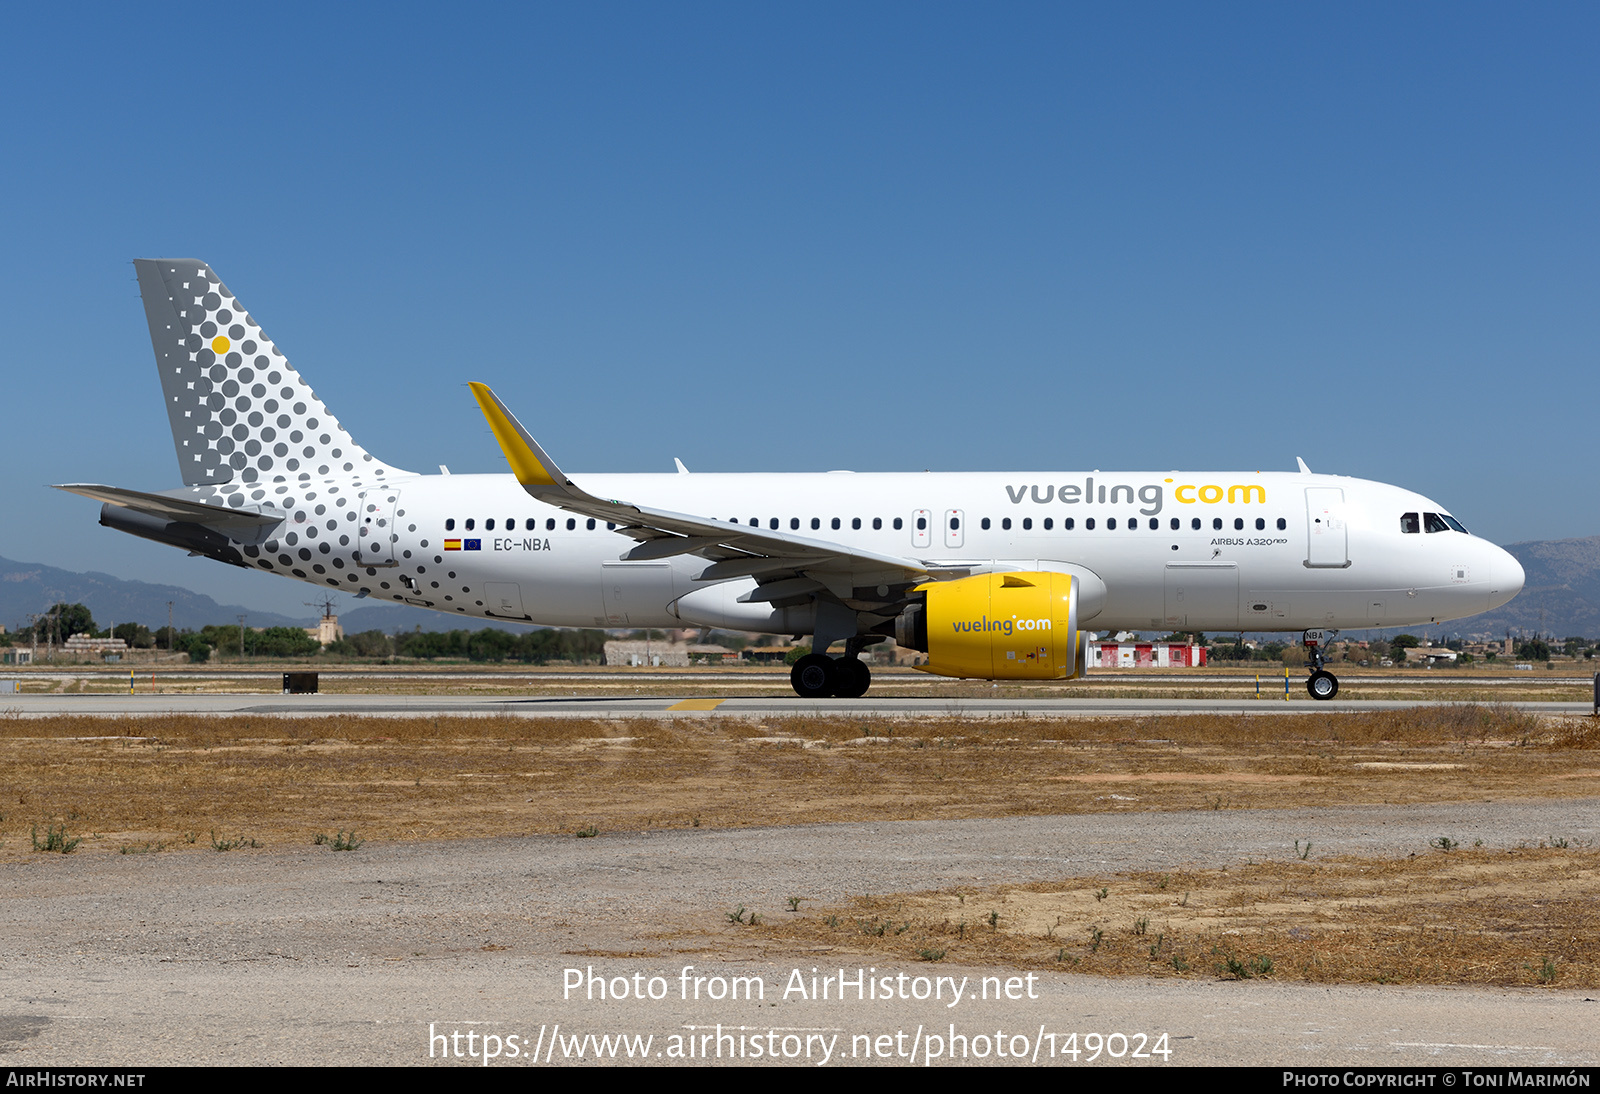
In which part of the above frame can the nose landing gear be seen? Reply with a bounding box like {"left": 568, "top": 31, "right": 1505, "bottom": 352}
{"left": 1302, "top": 628, "right": 1340, "bottom": 700}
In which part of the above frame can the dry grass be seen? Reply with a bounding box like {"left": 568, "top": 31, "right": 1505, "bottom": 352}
{"left": 750, "top": 845, "right": 1600, "bottom": 988}
{"left": 5, "top": 703, "right": 1597, "bottom": 988}
{"left": 0, "top": 705, "right": 1592, "bottom": 858}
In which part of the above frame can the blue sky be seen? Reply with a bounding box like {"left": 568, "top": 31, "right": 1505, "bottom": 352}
{"left": 2, "top": 3, "right": 1595, "bottom": 615}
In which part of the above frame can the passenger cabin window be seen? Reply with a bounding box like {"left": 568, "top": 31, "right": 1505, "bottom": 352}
{"left": 811, "top": 518, "right": 820, "bottom": 530}
{"left": 465, "top": 518, "right": 475, "bottom": 530}
{"left": 486, "top": 519, "right": 495, "bottom": 530}
{"left": 852, "top": 518, "right": 861, "bottom": 530}
{"left": 1040, "top": 517, "right": 1050, "bottom": 530}
{"left": 1234, "top": 518, "right": 1244, "bottom": 530}
{"left": 566, "top": 518, "right": 576, "bottom": 530}
{"left": 1022, "top": 517, "right": 1033, "bottom": 530}
{"left": 873, "top": 517, "right": 882, "bottom": 530}
{"left": 445, "top": 518, "right": 455, "bottom": 531}
{"left": 1086, "top": 518, "right": 1096, "bottom": 530}
{"left": 1002, "top": 517, "right": 1011, "bottom": 530}
{"left": 1191, "top": 518, "right": 1201, "bottom": 530}
{"left": 916, "top": 516, "right": 926, "bottom": 531}
{"left": 545, "top": 518, "right": 555, "bottom": 530}
{"left": 1255, "top": 518, "right": 1265, "bottom": 531}
{"left": 1170, "top": 518, "right": 1180, "bottom": 531}
{"left": 586, "top": 518, "right": 596, "bottom": 530}
{"left": 1107, "top": 518, "right": 1117, "bottom": 530}
{"left": 1212, "top": 518, "right": 1222, "bottom": 530}
{"left": 893, "top": 517, "right": 903, "bottom": 530}
{"left": 981, "top": 517, "right": 991, "bottom": 530}
{"left": 831, "top": 517, "right": 841, "bottom": 530}
{"left": 770, "top": 518, "right": 779, "bottom": 530}
{"left": 1064, "top": 517, "right": 1074, "bottom": 530}
{"left": 1401, "top": 512, "right": 1420, "bottom": 534}
{"left": 1276, "top": 518, "right": 1287, "bottom": 530}
{"left": 790, "top": 517, "right": 800, "bottom": 530}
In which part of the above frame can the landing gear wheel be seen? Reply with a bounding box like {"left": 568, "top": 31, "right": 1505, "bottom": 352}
{"left": 836, "top": 657, "right": 871, "bottom": 699}
{"left": 791, "top": 654, "right": 836, "bottom": 699}
{"left": 1306, "top": 670, "right": 1339, "bottom": 701}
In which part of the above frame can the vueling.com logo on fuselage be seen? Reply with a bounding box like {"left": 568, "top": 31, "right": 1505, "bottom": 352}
{"left": 1003, "top": 478, "right": 1268, "bottom": 516}
{"left": 953, "top": 616, "right": 1052, "bottom": 636}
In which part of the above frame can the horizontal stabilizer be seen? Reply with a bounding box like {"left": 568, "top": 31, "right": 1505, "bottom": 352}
{"left": 53, "top": 483, "right": 284, "bottom": 535}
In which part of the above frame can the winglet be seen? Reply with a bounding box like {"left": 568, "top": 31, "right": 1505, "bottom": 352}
{"left": 1296, "top": 456, "right": 1312, "bottom": 474}
{"left": 468, "top": 382, "right": 565, "bottom": 488}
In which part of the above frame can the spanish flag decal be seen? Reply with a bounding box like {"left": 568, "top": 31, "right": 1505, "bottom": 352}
{"left": 444, "top": 539, "right": 462, "bottom": 551}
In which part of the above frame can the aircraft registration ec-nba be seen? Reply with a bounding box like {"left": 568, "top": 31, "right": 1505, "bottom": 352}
{"left": 58, "top": 260, "right": 1524, "bottom": 700}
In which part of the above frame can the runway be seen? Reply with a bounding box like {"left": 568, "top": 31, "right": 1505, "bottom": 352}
{"left": 2, "top": 691, "right": 1593, "bottom": 718}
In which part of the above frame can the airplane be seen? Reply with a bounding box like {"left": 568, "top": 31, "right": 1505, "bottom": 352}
{"left": 56, "top": 260, "right": 1525, "bottom": 700}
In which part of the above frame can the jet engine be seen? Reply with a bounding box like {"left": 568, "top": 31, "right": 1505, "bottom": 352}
{"left": 894, "top": 571, "right": 1083, "bottom": 680}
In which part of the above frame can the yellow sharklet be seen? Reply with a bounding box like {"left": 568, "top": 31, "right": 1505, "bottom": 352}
{"left": 468, "top": 381, "right": 559, "bottom": 488}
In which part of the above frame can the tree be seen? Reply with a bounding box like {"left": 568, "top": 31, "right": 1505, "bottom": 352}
{"left": 1516, "top": 637, "right": 1550, "bottom": 662}
{"left": 112, "top": 623, "right": 154, "bottom": 648}
{"left": 36, "top": 603, "right": 95, "bottom": 643}
{"left": 176, "top": 633, "right": 210, "bottom": 663}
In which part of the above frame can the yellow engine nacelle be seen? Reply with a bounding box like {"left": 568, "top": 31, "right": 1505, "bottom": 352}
{"left": 903, "top": 571, "right": 1082, "bottom": 681}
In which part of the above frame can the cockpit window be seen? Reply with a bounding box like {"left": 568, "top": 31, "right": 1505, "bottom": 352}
{"left": 1441, "top": 514, "right": 1468, "bottom": 534}
{"left": 1400, "top": 512, "right": 1419, "bottom": 534}
{"left": 1423, "top": 512, "right": 1451, "bottom": 534}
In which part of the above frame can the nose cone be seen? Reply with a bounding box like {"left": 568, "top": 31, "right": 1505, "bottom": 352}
{"left": 1487, "top": 546, "right": 1525, "bottom": 611}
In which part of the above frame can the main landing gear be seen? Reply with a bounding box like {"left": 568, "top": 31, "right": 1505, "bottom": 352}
{"left": 1303, "top": 628, "right": 1340, "bottom": 701}
{"left": 790, "top": 642, "right": 874, "bottom": 699}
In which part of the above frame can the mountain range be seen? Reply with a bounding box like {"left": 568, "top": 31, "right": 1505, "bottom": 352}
{"left": 0, "top": 555, "right": 523, "bottom": 636}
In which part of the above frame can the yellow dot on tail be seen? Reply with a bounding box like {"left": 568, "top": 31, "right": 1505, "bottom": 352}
{"left": 212, "top": 336, "right": 230, "bottom": 354}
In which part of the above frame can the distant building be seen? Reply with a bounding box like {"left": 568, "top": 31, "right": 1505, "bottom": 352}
{"left": 604, "top": 641, "right": 746, "bottom": 666}
{"left": 305, "top": 612, "right": 344, "bottom": 646}
{"left": 1092, "top": 642, "right": 1206, "bottom": 668}
{"left": 63, "top": 635, "right": 128, "bottom": 654}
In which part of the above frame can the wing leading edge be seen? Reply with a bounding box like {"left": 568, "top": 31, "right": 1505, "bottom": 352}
{"left": 467, "top": 382, "right": 942, "bottom": 606}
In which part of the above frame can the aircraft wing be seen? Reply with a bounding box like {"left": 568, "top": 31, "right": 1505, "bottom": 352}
{"left": 469, "top": 383, "right": 946, "bottom": 603}
{"left": 53, "top": 484, "right": 285, "bottom": 536}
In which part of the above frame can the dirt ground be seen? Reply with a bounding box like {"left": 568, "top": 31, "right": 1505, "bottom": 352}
{"left": 3, "top": 704, "right": 1596, "bottom": 988}
{"left": 745, "top": 846, "right": 1600, "bottom": 989}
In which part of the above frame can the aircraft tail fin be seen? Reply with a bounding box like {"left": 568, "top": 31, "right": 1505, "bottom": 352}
{"left": 133, "top": 259, "right": 401, "bottom": 487}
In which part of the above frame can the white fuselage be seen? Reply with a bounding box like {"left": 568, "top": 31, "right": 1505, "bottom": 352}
{"left": 114, "top": 259, "right": 1523, "bottom": 644}
{"left": 252, "top": 468, "right": 1522, "bottom": 635}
